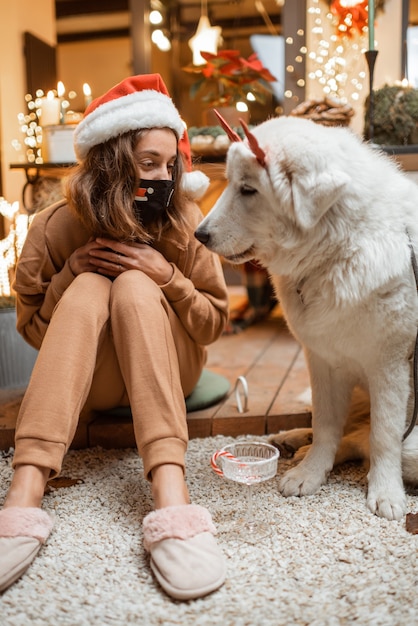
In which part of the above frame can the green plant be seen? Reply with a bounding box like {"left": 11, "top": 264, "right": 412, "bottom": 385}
{"left": 364, "top": 84, "right": 418, "bottom": 145}
{"left": 187, "top": 125, "right": 246, "bottom": 140}
{"left": 183, "top": 49, "right": 277, "bottom": 108}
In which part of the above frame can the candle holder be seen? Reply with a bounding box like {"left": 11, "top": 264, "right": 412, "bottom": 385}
{"left": 365, "top": 49, "right": 379, "bottom": 143}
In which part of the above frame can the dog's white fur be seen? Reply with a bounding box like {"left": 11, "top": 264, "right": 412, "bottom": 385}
{"left": 195, "top": 116, "right": 418, "bottom": 520}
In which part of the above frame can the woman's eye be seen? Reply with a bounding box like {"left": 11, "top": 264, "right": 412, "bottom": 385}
{"left": 241, "top": 185, "right": 257, "bottom": 195}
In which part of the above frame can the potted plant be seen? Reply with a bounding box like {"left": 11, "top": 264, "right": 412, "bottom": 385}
{"left": 183, "top": 49, "right": 278, "bottom": 126}
{"left": 364, "top": 84, "right": 418, "bottom": 145}
{"left": 0, "top": 198, "right": 37, "bottom": 388}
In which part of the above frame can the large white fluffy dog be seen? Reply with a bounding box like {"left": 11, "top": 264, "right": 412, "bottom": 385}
{"left": 195, "top": 115, "right": 418, "bottom": 521}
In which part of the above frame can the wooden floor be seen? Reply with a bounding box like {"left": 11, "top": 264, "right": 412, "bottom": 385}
{"left": 0, "top": 290, "right": 312, "bottom": 451}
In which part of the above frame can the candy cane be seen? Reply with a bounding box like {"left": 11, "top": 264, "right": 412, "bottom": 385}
{"left": 210, "top": 450, "right": 238, "bottom": 476}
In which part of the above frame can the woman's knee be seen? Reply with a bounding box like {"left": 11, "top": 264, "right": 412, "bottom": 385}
{"left": 56, "top": 273, "right": 112, "bottom": 319}
{"left": 111, "top": 270, "right": 163, "bottom": 309}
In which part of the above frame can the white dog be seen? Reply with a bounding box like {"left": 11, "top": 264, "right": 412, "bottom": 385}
{"left": 195, "top": 115, "right": 418, "bottom": 521}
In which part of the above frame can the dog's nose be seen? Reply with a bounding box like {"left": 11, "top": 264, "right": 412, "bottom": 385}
{"left": 194, "top": 227, "right": 210, "bottom": 245}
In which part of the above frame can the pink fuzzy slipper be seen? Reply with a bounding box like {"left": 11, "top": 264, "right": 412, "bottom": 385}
{"left": 0, "top": 507, "right": 54, "bottom": 592}
{"left": 143, "top": 504, "right": 226, "bottom": 600}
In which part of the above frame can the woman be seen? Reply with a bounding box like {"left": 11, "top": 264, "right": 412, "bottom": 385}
{"left": 0, "top": 74, "right": 229, "bottom": 600}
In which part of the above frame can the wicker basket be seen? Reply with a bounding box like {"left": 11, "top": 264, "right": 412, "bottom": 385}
{"left": 286, "top": 97, "right": 354, "bottom": 127}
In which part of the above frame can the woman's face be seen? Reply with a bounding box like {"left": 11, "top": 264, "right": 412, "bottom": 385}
{"left": 133, "top": 128, "right": 178, "bottom": 181}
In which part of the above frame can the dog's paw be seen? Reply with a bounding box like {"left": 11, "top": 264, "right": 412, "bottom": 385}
{"left": 367, "top": 489, "right": 406, "bottom": 521}
{"left": 268, "top": 428, "right": 313, "bottom": 459}
{"left": 279, "top": 465, "right": 326, "bottom": 497}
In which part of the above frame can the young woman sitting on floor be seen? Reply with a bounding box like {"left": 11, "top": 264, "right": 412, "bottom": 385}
{"left": 0, "top": 74, "right": 229, "bottom": 601}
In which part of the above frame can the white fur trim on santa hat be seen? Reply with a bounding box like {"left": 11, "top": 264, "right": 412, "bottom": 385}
{"left": 181, "top": 170, "right": 210, "bottom": 200}
{"left": 74, "top": 89, "right": 185, "bottom": 161}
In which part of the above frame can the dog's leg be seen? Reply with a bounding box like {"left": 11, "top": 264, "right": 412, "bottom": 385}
{"left": 279, "top": 351, "right": 353, "bottom": 497}
{"left": 366, "top": 362, "right": 408, "bottom": 520}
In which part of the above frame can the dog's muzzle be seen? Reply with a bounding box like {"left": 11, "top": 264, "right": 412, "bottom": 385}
{"left": 194, "top": 226, "right": 210, "bottom": 245}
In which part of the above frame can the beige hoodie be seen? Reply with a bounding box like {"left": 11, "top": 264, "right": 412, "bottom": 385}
{"left": 13, "top": 199, "right": 229, "bottom": 350}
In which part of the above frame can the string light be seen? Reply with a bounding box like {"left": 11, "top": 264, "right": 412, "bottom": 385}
{"left": 284, "top": 26, "right": 307, "bottom": 104}
{"left": 15, "top": 87, "right": 78, "bottom": 163}
{"left": 0, "top": 199, "right": 30, "bottom": 297}
{"left": 151, "top": 29, "right": 171, "bottom": 51}
{"left": 150, "top": 10, "right": 163, "bottom": 25}
{"left": 236, "top": 101, "right": 249, "bottom": 112}
{"left": 150, "top": 1, "right": 172, "bottom": 52}
{"left": 306, "top": 0, "right": 367, "bottom": 104}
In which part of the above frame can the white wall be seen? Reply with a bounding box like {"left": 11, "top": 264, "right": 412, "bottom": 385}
{"left": 56, "top": 38, "right": 173, "bottom": 113}
{"left": 56, "top": 38, "right": 133, "bottom": 113}
{"left": 0, "top": 0, "right": 56, "bottom": 203}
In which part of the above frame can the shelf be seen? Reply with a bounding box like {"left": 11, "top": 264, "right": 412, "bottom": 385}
{"left": 376, "top": 146, "right": 418, "bottom": 172}
{"left": 9, "top": 162, "right": 76, "bottom": 170}
{"left": 379, "top": 145, "right": 418, "bottom": 155}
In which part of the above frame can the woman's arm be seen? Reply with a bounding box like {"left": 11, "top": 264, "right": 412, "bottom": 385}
{"left": 13, "top": 202, "right": 90, "bottom": 349}
{"left": 160, "top": 246, "right": 228, "bottom": 345}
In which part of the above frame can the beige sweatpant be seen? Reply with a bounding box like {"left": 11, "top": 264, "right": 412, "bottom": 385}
{"left": 13, "top": 271, "right": 206, "bottom": 479}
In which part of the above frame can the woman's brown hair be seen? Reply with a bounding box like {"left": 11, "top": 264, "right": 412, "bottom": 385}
{"left": 66, "top": 128, "right": 187, "bottom": 243}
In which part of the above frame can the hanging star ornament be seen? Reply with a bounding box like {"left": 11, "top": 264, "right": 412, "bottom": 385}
{"left": 188, "top": 15, "right": 222, "bottom": 66}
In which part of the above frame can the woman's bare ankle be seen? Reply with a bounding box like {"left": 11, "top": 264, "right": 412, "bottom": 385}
{"left": 151, "top": 463, "right": 190, "bottom": 509}
{"left": 3, "top": 464, "right": 50, "bottom": 509}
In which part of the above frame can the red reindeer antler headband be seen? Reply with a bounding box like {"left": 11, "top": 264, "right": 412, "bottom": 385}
{"left": 213, "top": 109, "right": 266, "bottom": 167}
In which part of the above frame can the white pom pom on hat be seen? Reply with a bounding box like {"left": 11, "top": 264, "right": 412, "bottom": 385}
{"left": 73, "top": 73, "right": 209, "bottom": 200}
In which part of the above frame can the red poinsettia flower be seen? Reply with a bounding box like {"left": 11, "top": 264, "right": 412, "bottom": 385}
{"left": 240, "top": 53, "right": 277, "bottom": 83}
{"left": 183, "top": 49, "right": 278, "bottom": 107}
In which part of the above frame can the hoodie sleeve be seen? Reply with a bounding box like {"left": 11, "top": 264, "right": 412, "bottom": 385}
{"left": 161, "top": 248, "right": 228, "bottom": 345}
{"left": 13, "top": 202, "right": 89, "bottom": 349}
{"left": 157, "top": 203, "right": 229, "bottom": 345}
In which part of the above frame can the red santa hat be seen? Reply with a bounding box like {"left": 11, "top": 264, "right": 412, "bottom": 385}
{"left": 73, "top": 73, "right": 209, "bottom": 199}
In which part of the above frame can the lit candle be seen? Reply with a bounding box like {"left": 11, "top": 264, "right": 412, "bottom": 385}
{"left": 57, "top": 81, "right": 66, "bottom": 123}
{"left": 40, "top": 91, "right": 60, "bottom": 126}
{"left": 83, "top": 83, "right": 92, "bottom": 109}
{"left": 368, "top": 0, "right": 375, "bottom": 51}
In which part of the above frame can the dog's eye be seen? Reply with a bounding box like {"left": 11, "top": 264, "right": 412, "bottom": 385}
{"left": 240, "top": 185, "right": 257, "bottom": 196}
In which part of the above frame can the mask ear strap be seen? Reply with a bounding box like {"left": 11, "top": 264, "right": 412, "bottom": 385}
{"left": 213, "top": 109, "right": 242, "bottom": 142}
{"left": 240, "top": 119, "right": 267, "bottom": 167}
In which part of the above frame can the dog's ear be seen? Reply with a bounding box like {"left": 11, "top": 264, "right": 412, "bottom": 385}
{"left": 291, "top": 170, "right": 350, "bottom": 229}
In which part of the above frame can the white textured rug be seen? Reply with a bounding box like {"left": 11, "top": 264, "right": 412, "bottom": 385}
{"left": 1, "top": 435, "right": 418, "bottom": 626}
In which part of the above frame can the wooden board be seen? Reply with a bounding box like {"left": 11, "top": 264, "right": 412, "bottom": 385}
{"left": 0, "top": 316, "right": 312, "bottom": 450}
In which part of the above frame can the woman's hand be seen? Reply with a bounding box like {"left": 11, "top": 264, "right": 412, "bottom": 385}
{"left": 68, "top": 239, "right": 107, "bottom": 275}
{"left": 87, "top": 237, "right": 174, "bottom": 284}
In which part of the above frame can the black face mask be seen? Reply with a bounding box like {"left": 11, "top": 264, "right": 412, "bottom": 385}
{"left": 133, "top": 179, "right": 175, "bottom": 226}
